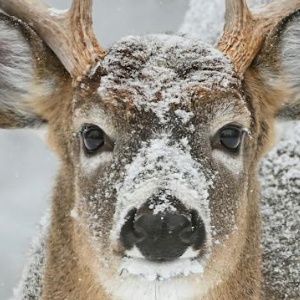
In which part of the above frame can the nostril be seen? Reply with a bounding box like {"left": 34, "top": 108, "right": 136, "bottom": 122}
{"left": 179, "top": 226, "right": 194, "bottom": 244}
{"left": 163, "top": 213, "right": 191, "bottom": 232}
{"left": 134, "top": 214, "right": 163, "bottom": 242}
{"left": 190, "top": 209, "right": 200, "bottom": 226}
{"left": 119, "top": 208, "right": 138, "bottom": 249}
{"left": 119, "top": 208, "right": 207, "bottom": 260}
{"left": 133, "top": 218, "right": 149, "bottom": 243}
{"left": 189, "top": 209, "right": 206, "bottom": 249}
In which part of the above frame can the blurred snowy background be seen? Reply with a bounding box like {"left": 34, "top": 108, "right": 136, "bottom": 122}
{"left": 0, "top": 1, "right": 189, "bottom": 298}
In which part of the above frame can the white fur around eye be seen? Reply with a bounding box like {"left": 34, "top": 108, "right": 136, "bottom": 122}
{"left": 80, "top": 151, "right": 113, "bottom": 173}
{"left": 212, "top": 149, "right": 243, "bottom": 174}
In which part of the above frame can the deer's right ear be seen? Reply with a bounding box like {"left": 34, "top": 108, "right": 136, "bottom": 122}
{"left": 0, "top": 13, "right": 71, "bottom": 129}
{"left": 251, "top": 10, "right": 300, "bottom": 121}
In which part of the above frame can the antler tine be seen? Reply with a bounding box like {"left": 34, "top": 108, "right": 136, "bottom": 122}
{"left": 218, "top": 0, "right": 256, "bottom": 75}
{"left": 0, "top": 0, "right": 106, "bottom": 83}
{"left": 218, "top": 0, "right": 300, "bottom": 75}
{"left": 69, "top": 0, "right": 103, "bottom": 60}
{"left": 223, "top": 0, "right": 251, "bottom": 27}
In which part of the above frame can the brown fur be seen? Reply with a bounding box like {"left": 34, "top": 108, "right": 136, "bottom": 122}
{"left": 1, "top": 2, "right": 300, "bottom": 300}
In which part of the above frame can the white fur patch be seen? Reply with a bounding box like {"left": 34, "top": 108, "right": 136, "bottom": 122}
{"left": 120, "top": 257, "right": 205, "bottom": 281}
{"left": 125, "top": 246, "right": 200, "bottom": 262}
{"left": 212, "top": 150, "right": 243, "bottom": 174}
{"left": 103, "top": 275, "right": 205, "bottom": 300}
{"left": 80, "top": 151, "right": 113, "bottom": 174}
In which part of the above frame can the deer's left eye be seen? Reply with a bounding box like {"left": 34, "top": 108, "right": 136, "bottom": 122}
{"left": 214, "top": 124, "right": 244, "bottom": 153}
{"left": 81, "top": 124, "right": 105, "bottom": 153}
{"left": 220, "top": 127, "right": 241, "bottom": 149}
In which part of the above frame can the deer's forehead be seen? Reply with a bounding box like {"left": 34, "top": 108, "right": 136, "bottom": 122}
{"left": 96, "top": 35, "right": 241, "bottom": 112}
{"left": 74, "top": 35, "right": 249, "bottom": 129}
{"left": 82, "top": 35, "right": 241, "bottom": 123}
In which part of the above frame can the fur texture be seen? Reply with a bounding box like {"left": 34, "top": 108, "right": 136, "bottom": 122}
{"left": 0, "top": 1, "right": 300, "bottom": 300}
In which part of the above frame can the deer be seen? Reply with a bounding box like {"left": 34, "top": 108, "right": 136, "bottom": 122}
{"left": 0, "top": 0, "right": 299, "bottom": 299}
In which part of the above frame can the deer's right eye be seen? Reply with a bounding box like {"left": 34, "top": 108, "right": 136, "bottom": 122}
{"left": 212, "top": 124, "right": 245, "bottom": 154}
{"left": 81, "top": 124, "right": 105, "bottom": 154}
{"left": 219, "top": 126, "right": 242, "bottom": 151}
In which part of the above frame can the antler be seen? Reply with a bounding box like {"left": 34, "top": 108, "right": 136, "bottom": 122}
{"left": 0, "top": 0, "right": 106, "bottom": 82}
{"left": 218, "top": 0, "right": 300, "bottom": 75}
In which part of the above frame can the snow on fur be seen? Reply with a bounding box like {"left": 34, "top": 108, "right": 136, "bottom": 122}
{"left": 11, "top": 212, "right": 50, "bottom": 300}
{"left": 260, "top": 122, "right": 300, "bottom": 299}
{"left": 99, "top": 34, "right": 238, "bottom": 124}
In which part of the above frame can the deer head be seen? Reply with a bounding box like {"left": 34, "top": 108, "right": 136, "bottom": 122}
{"left": 0, "top": 0, "right": 300, "bottom": 299}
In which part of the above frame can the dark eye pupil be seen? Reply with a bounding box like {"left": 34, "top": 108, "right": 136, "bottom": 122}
{"left": 82, "top": 125, "right": 105, "bottom": 153}
{"left": 220, "top": 127, "right": 242, "bottom": 150}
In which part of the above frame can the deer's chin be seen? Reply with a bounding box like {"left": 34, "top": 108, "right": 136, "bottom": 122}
{"left": 118, "top": 255, "right": 206, "bottom": 282}
{"left": 99, "top": 254, "right": 210, "bottom": 300}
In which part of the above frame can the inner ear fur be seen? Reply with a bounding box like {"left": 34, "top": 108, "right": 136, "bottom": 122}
{"left": 248, "top": 9, "right": 300, "bottom": 121}
{"left": 0, "top": 13, "right": 72, "bottom": 129}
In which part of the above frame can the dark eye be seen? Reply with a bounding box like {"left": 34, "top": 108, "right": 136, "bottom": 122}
{"left": 218, "top": 125, "right": 244, "bottom": 152}
{"left": 81, "top": 124, "right": 105, "bottom": 154}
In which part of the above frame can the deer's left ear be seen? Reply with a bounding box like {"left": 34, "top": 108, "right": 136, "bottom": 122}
{"left": 250, "top": 10, "right": 300, "bottom": 121}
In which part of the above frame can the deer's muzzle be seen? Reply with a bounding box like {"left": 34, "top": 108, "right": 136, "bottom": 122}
{"left": 119, "top": 197, "right": 206, "bottom": 262}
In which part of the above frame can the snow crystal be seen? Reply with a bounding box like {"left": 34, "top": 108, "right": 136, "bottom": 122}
{"left": 174, "top": 109, "right": 194, "bottom": 124}
{"left": 70, "top": 207, "right": 79, "bottom": 220}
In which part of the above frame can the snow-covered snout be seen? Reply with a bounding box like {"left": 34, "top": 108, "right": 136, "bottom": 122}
{"left": 116, "top": 136, "right": 210, "bottom": 263}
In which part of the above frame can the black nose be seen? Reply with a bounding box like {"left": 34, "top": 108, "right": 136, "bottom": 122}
{"left": 120, "top": 208, "right": 206, "bottom": 262}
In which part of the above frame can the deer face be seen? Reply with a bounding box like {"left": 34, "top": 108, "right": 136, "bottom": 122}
{"left": 1, "top": 0, "right": 300, "bottom": 299}
{"left": 68, "top": 35, "right": 252, "bottom": 295}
